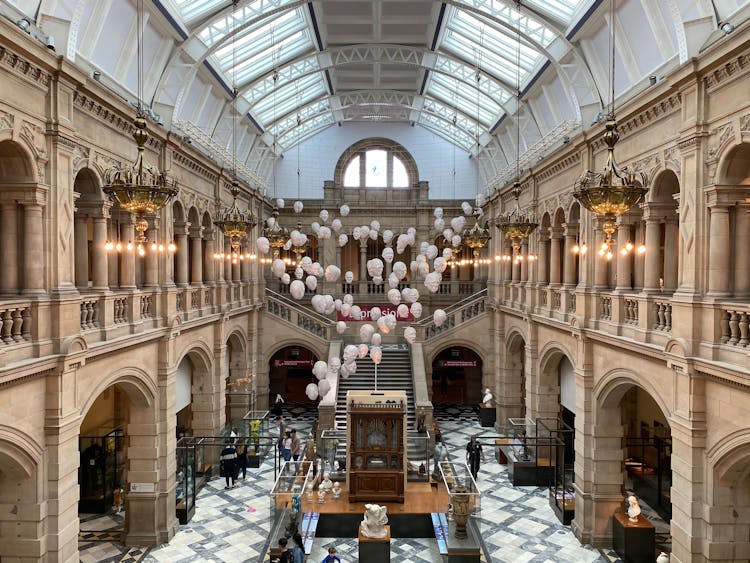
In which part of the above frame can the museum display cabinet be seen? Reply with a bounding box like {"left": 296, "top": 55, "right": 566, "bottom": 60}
{"left": 538, "top": 419, "right": 575, "bottom": 524}
{"left": 78, "top": 423, "right": 125, "bottom": 513}
{"left": 625, "top": 430, "right": 673, "bottom": 521}
{"left": 347, "top": 391, "right": 407, "bottom": 503}
{"left": 242, "top": 409, "right": 271, "bottom": 467}
{"left": 175, "top": 439, "right": 196, "bottom": 524}
{"left": 267, "top": 461, "right": 313, "bottom": 561}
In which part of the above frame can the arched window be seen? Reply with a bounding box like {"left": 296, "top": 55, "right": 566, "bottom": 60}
{"left": 335, "top": 138, "right": 418, "bottom": 189}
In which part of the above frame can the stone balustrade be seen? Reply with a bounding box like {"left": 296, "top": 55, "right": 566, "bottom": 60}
{"left": 80, "top": 298, "right": 100, "bottom": 330}
{"left": 0, "top": 302, "right": 31, "bottom": 344}
{"left": 418, "top": 289, "right": 487, "bottom": 340}
{"left": 265, "top": 289, "right": 334, "bottom": 340}
{"left": 652, "top": 301, "right": 672, "bottom": 332}
{"left": 720, "top": 307, "right": 750, "bottom": 348}
{"left": 624, "top": 299, "right": 639, "bottom": 325}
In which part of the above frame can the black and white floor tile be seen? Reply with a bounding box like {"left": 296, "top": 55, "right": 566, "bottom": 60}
{"left": 78, "top": 405, "right": 674, "bottom": 562}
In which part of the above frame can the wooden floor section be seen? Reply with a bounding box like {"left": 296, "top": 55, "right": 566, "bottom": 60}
{"left": 301, "top": 481, "right": 449, "bottom": 515}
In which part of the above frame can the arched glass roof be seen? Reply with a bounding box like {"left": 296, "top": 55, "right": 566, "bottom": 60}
{"left": 11, "top": 0, "right": 749, "bottom": 190}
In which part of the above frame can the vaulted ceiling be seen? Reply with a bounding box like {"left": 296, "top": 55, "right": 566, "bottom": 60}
{"left": 6, "top": 0, "right": 749, "bottom": 189}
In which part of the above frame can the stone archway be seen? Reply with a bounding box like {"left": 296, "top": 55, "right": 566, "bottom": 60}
{"left": 268, "top": 345, "right": 319, "bottom": 403}
{"left": 579, "top": 372, "right": 672, "bottom": 550}
{"left": 175, "top": 344, "right": 216, "bottom": 437}
{"left": 431, "top": 346, "right": 484, "bottom": 404}
{"left": 0, "top": 428, "right": 44, "bottom": 561}
{"left": 704, "top": 433, "right": 750, "bottom": 562}
{"left": 531, "top": 344, "right": 575, "bottom": 421}
{"left": 499, "top": 331, "right": 526, "bottom": 423}
{"left": 224, "top": 331, "right": 250, "bottom": 428}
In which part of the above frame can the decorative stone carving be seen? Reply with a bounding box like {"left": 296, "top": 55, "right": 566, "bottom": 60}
{"left": 360, "top": 504, "right": 388, "bottom": 538}
{"left": 0, "top": 109, "right": 13, "bottom": 132}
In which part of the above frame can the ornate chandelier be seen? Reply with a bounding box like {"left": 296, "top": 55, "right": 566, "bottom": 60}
{"left": 462, "top": 214, "right": 491, "bottom": 261}
{"left": 496, "top": 182, "right": 538, "bottom": 252}
{"left": 103, "top": 1, "right": 178, "bottom": 255}
{"left": 214, "top": 181, "right": 256, "bottom": 259}
{"left": 264, "top": 207, "right": 289, "bottom": 259}
{"left": 573, "top": 0, "right": 648, "bottom": 249}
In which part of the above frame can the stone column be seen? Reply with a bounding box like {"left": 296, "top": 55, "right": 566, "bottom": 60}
{"left": 224, "top": 240, "right": 233, "bottom": 283}
{"left": 0, "top": 202, "right": 19, "bottom": 293}
{"left": 563, "top": 223, "right": 578, "bottom": 286}
{"left": 615, "top": 221, "right": 632, "bottom": 291}
{"left": 74, "top": 216, "right": 89, "bottom": 290}
{"left": 216, "top": 233, "right": 225, "bottom": 283}
{"left": 633, "top": 222, "right": 645, "bottom": 290}
{"left": 203, "top": 228, "right": 215, "bottom": 284}
{"left": 593, "top": 219, "right": 609, "bottom": 289}
{"left": 174, "top": 223, "right": 189, "bottom": 287}
{"left": 642, "top": 216, "right": 661, "bottom": 292}
{"left": 23, "top": 203, "right": 45, "bottom": 294}
{"left": 359, "top": 238, "right": 368, "bottom": 282}
{"left": 119, "top": 220, "right": 136, "bottom": 290}
{"left": 189, "top": 227, "right": 203, "bottom": 286}
{"left": 502, "top": 241, "right": 512, "bottom": 282}
{"left": 91, "top": 210, "right": 110, "bottom": 291}
{"left": 537, "top": 230, "right": 549, "bottom": 286}
{"left": 240, "top": 245, "right": 250, "bottom": 283}
{"left": 108, "top": 220, "right": 119, "bottom": 289}
{"left": 520, "top": 241, "right": 529, "bottom": 282}
{"left": 144, "top": 226, "right": 159, "bottom": 288}
{"left": 734, "top": 204, "right": 750, "bottom": 297}
{"left": 511, "top": 246, "right": 521, "bottom": 282}
{"left": 707, "top": 205, "right": 731, "bottom": 296}
{"left": 548, "top": 227, "right": 563, "bottom": 285}
{"left": 663, "top": 218, "right": 678, "bottom": 292}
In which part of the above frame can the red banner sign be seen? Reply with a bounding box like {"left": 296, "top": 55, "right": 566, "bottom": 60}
{"left": 438, "top": 360, "right": 477, "bottom": 367}
{"left": 337, "top": 305, "right": 414, "bottom": 322}
{"left": 274, "top": 360, "right": 314, "bottom": 367}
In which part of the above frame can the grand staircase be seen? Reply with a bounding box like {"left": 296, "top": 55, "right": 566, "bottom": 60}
{"left": 334, "top": 344, "right": 416, "bottom": 431}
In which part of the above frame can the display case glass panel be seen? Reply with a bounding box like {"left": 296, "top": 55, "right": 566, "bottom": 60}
{"left": 79, "top": 423, "right": 125, "bottom": 513}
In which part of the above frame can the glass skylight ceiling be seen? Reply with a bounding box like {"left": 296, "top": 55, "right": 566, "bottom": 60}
{"left": 170, "top": 0, "right": 588, "bottom": 156}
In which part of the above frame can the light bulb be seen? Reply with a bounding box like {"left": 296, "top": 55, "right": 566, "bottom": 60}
{"left": 168, "top": 242, "right": 177, "bottom": 252}
{"left": 151, "top": 242, "right": 157, "bottom": 251}
{"left": 625, "top": 241, "right": 633, "bottom": 252}
{"left": 580, "top": 243, "right": 588, "bottom": 255}
{"left": 158, "top": 244, "right": 165, "bottom": 252}
{"left": 105, "top": 241, "right": 114, "bottom": 251}
{"left": 126, "top": 241, "right": 133, "bottom": 251}
{"left": 137, "top": 245, "right": 145, "bottom": 257}
{"left": 605, "top": 251, "right": 613, "bottom": 260}
{"left": 620, "top": 248, "right": 628, "bottom": 256}
{"left": 598, "top": 249, "right": 605, "bottom": 257}
{"left": 249, "top": 254, "right": 257, "bottom": 260}
{"left": 637, "top": 244, "right": 646, "bottom": 254}
{"left": 572, "top": 244, "right": 580, "bottom": 254}
{"left": 601, "top": 242, "right": 609, "bottom": 251}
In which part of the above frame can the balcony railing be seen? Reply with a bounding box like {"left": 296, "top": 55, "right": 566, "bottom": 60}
{"left": 1, "top": 302, "right": 31, "bottom": 344}
{"left": 416, "top": 289, "right": 488, "bottom": 340}
{"left": 265, "top": 288, "right": 335, "bottom": 340}
{"left": 720, "top": 307, "right": 750, "bottom": 347}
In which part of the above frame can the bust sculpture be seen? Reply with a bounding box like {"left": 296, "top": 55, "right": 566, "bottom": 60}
{"left": 360, "top": 503, "right": 388, "bottom": 538}
{"left": 482, "top": 388, "right": 494, "bottom": 408}
{"left": 627, "top": 495, "right": 641, "bottom": 522}
{"left": 319, "top": 472, "right": 333, "bottom": 492}
{"left": 331, "top": 481, "right": 342, "bottom": 498}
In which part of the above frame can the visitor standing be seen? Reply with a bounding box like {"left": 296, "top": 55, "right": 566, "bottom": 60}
{"left": 465, "top": 434, "right": 485, "bottom": 480}
{"left": 220, "top": 442, "right": 238, "bottom": 489}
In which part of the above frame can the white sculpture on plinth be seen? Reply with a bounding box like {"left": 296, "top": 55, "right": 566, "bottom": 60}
{"left": 627, "top": 495, "right": 641, "bottom": 522}
{"left": 360, "top": 503, "right": 388, "bottom": 538}
{"left": 482, "top": 388, "right": 494, "bottom": 408}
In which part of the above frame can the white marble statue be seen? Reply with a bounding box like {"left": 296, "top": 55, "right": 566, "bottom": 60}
{"left": 482, "top": 388, "right": 494, "bottom": 408}
{"left": 627, "top": 495, "right": 641, "bottom": 522}
{"left": 319, "top": 472, "right": 333, "bottom": 492}
{"left": 656, "top": 552, "right": 670, "bottom": 563}
{"left": 360, "top": 503, "right": 388, "bottom": 538}
{"left": 332, "top": 481, "right": 342, "bottom": 499}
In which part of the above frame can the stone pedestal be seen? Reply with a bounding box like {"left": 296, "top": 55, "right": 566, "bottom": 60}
{"left": 479, "top": 406, "right": 496, "bottom": 427}
{"left": 612, "top": 512, "right": 655, "bottom": 563}
{"left": 358, "top": 525, "right": 390, "bottom": 562}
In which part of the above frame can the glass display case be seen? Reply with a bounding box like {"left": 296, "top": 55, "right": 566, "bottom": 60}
{"left": 78, "top": 423, "right": 125, "bottom": 513}
{"left": 406, "top": 431, "right": 431, "bottom": 482}
{"left": 175, "top": 438, "right": 196, "bottom": 524}
{"left": 495, "top": 417, "right": 558, "bottom": 486}
{"left": 243, "top": 409, "right": 271, "bottom": 467}
{"left": 438, "top": 460, "right": 483, "bottom": 542}
{"left": 538, "top": 418, "right": 575, "bottom": 524}
{"left": 625, "top": 429, "right": 672, "bottom": 521}
{"left": 267, "top": 460, "right": 313, "bottom": 560}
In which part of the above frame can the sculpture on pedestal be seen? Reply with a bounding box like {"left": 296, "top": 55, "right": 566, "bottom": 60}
{"left": 452, "top": 484, "right": 470, "bottom": 539}
{"left": 482, "top": 388, "right": 494, "bottom": 408}
{"left": 627, "top": 495, "right": 641, "bottom": 522}
{"left": 360, "top": 504, "right": 388, "bottom": 538}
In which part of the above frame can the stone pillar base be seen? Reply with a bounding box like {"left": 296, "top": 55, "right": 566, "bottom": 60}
{"left": 359, "top": 525, "right": 390, "bottom": 562}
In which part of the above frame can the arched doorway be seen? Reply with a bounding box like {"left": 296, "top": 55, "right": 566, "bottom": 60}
{"left": 585, "top": 378, "right": 672, "bottom": 552}
{"left": 500, "top": 333, "right": 526, "bottom": 423}
{"left": 431, "top": 346, "right": 483, "bottom": 404}
{"left": 224, "top": 333, "right": 250, "bottom": 429}
{"left": 78, "top": 385, "right": 127, "bottom": 514}
{"left": 268, "top": 346, "right": 319, "bottom": 403}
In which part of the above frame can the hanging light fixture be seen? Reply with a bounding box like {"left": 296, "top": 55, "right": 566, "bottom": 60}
{"left": 261, "top": 33, "right": 289, "bottom": 261}
{"left": 573, "top": 0, "right": 648, "bottom": 256}
{"left": 103, "top": 0, "right": 178, "bottom": 255}
{"left": 214, "top": 1, "right": 256, "bottom": 266}
{"left": 461, "top": 65, "right": 491, "bottom": 264}
{"left": 495, "top": 2, "right": 537, "bottom": 259}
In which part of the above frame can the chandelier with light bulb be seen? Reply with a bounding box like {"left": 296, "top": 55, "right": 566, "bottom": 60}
{"left": 496, "top": 183, "right": 538, "bottom": 254}
{"left": 214, "top": 182, "right": 257, "bottom": 263}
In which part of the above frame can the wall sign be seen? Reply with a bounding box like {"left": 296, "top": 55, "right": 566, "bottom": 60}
{"left": 337, "top": 305, "right": 414, "bottom": 321}
{"left": 437, "top": 360, "right": 477, "bottom": 367}
{"left": 274, "top": 360, "right": 314, "bottom": 367}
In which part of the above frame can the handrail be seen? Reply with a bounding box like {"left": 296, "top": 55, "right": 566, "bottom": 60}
{"left": 265, "top": 288, "right": 336, "bottom": 326}
{"left": 413, "top": 288, "right": 487, "bottom": 326}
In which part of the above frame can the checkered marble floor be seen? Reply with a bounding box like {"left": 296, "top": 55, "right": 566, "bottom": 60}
{"left": 79, "top": 405, "right": 641, "bottom": 562}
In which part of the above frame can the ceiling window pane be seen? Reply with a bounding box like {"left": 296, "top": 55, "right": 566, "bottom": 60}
{"left": 365, "top": 150, "right": 387, "bottom": 188}
{"left": 344, "top": 156, "right": 360, "bottom": 187}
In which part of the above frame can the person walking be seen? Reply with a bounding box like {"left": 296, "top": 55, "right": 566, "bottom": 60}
{"left": 272, "top": 537, "right": 293, "bottom": 563}
{"left": 271, "top": 393, "right": 284, "bottom": 417}
{"left": 236, "top": 440, "right": 248, "bottom": 480}
{"left": 465, "top": 434, "right": 485, "bottom": 480}
{"left": 281, "top": 429, "right": 293, "bottom": 462}
{"left": 321, "top": 546, "right": 341, "bottom": 563}
{"left": 290, "top": 533, "right": 304, "bottom": 563}
{"left": 220, "top": 441, "right": 238, "bottom": 489}
{"left": 291, "top": 429, "right": 301, "bottom": 461}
